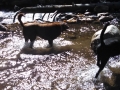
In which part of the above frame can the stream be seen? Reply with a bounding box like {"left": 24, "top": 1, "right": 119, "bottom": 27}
{"left": 0, "top": 11, "right": 119, "bottom": 90}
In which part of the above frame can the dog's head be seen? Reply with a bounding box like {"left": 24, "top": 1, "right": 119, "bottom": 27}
{"left": 61, "top": 22, "right": 69, "bottom": 32}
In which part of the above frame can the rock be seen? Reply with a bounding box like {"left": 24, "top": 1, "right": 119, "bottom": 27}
{"left": 99, "top": 60, "right": 120, "bottom": 90}
{"left": 108, "top": 60, "right": 120, "bottom": 74}
{"left": 80, "top": 17, "right": 94, "bottom": 23}
{"left": 97, "top": 12, "right": 110, "bottom": 17}
{"left": 87, "top": 15, "right": 99, "bottom": 20}
{"left": 59, "top": 16, "right": 66, "bottom": 21}
{"left": 76, "top": 13, "right": 85, "bottom": 17}
{"left": 99, "top": 68, "right": 116, "bottom": 87}
{"left": 91, "top": 25, "right": 120, "bottom": 52}
{"left": 57, "top": 13, "right": 77, "bottom": 21}
{"left": 84, "top": 11, "right": 91, "bottom": 15}
{"left": 62, "top": 13, "right": 77, "bottom": 19}
{"left": 94, "top": 5, "right": 109, "bottom": 13}
{"left": 66, "top": 17, "right": 78, "bottom": 24}
{"left": 0, "top": 24, "right": 8, "bottom": 31}
{"left": 0, "top": 31, "right": 11, "bottom": 39}
{"left": 99, "top": 15, "right": 113, "bottom": 22}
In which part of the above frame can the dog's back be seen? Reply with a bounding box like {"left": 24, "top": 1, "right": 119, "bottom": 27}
{"left": 23, "top": 22, "right": 68, "bottom": 40}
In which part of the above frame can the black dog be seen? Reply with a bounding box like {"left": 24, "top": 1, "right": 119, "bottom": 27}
{"left": 94, "top": 22, "right": 120, "bottom": 78}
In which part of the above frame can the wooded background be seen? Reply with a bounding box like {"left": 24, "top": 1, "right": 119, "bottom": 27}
{"left": 0, "top": 0, "right": 120, "bottom": 10}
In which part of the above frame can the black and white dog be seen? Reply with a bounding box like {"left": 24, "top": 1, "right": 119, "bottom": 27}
{"left": 93, "top": 22, "right": 120, "bottom": 78}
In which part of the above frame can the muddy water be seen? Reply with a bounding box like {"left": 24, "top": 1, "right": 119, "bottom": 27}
{"left": 0, "top": 12, "right": 114, "bottom": 90}
{"left": 0, "top": 23, "right": 105, "bottom": 90}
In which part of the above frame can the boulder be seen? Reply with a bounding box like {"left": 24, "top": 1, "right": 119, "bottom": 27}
{"left": 84, "top": 11, "right": 91, "bottom": 15}
{"left": 99, "top": 59, "right": 120, "bottom": 90}
{"left": 108, "top": 60, "right": 120, "bottom": 74}
{"left": 87, "top": 15, "right": 98, "bottom": 20}
{"left": 91, "top": 25, "right": 120, "bottom": 52}
{"left": 97, "top": 12, "right": 110, "bottom": 17}
{"left": 66, "top": 17, "right": 79, "bottom": 24}
{"left": 99, "top": 68, "right": 116, "bottom": 87}
{"left": 80, "top": 17, "right": 94, "bottom": 23}
{"left": 99, "top": 15, "right": 113, "bottom": 22}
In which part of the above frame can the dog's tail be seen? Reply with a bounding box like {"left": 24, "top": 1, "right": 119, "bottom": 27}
{"left": 100, "top": 22, "right": 110, "bottom": 46}
{"left": 17, "top": 13, "right": 25, "bottom": 27}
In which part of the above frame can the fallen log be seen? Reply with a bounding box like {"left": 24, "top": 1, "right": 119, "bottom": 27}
{"left": 13, "top": 2, "right": 120, "bottom": 23}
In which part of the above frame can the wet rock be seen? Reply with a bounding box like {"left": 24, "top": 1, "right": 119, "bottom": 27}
{"left": 76, "top": 13, "right": 85, "bottom": 17}
{"left": 102, "top": 77, "right": 119, "bottom": 90}
{"left": 99, "top": 68, "right": 116, "bottom": 87}
{"left": 79, "top": 17, "right": 94, "bottom": 23}
{"left": 66, "top": 17, "right": 79, "bottom": 24}
{"left": 0, "top": 31, "right": 11, "bottom": 39}
{"left": 97, "top": 12, "right": 110, "bottom": 17}
{"left": 84, "top": 11, "right": 91, "bottom": 15}
{"left": 87, "top": 15, "right": 99, "bottom": 20}
{"left": 58, "top": 16, "right": 66, "bottom": 21}
{"left": 0, "top": 24, "right": 8, "bottom": 31}
{"left": 99, "top": 60, "right": 120, "bottom": 90}
{"left": 94, "top": 5, "right": 109, "bottom": 13}
{"left": 108, "top": 60, "right": 120, "bottom": 74}
{"left": 57, "top": 13, "right": 79, "bottom": 22}
{"left": 99, "top": 15, "right": 113, "bottom": 22}
{"left": 91, "top": 24, "right": 120, "bottom": 52}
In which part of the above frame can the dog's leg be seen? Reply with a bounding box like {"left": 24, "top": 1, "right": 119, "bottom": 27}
{"left": 97, "top": 55, "right": 101, "bottom": 67}
{"left": 24, "top": 36, "right": 29, "bottom": 42}
{"left": 48, "top": 39, "right": 53, "bottom": 47}
{"left": 95, "top": 56, "right": 109, "bottom": 78}
{"left": 29, "top": 37, "right": 36, "bottom": 48}
{"left": 23, "top": 37, "right": 29, "bottom": 48}
{"left": 30, "top": 41, "right": 34, "bottom": 48}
